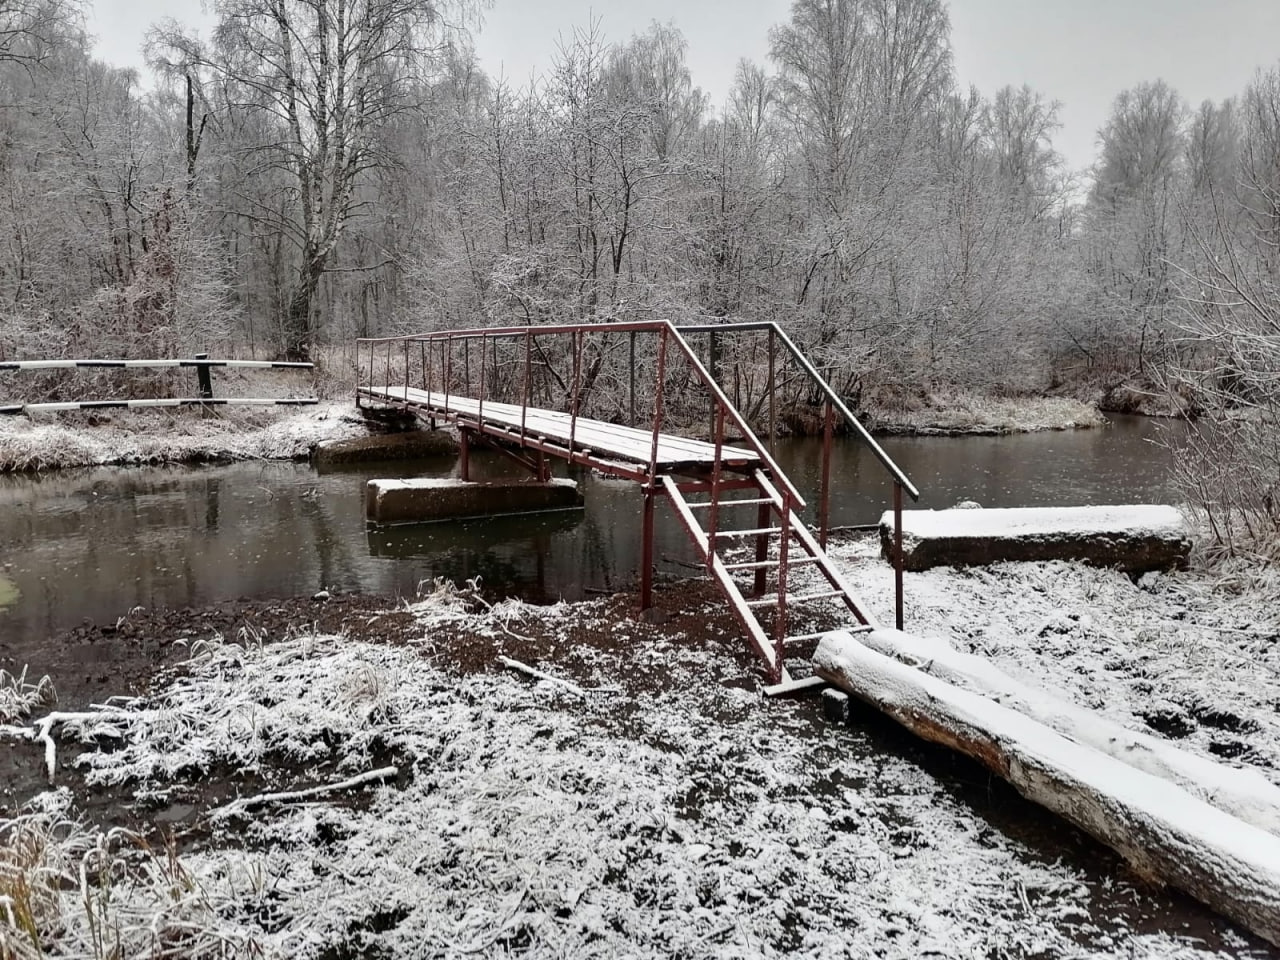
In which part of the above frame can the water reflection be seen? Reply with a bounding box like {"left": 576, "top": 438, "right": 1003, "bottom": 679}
{"left": 367, "top": 509, "right": 585, "bottom": 598}
{"left": 0, "top": 416, "right": 1184, "bottom": 647}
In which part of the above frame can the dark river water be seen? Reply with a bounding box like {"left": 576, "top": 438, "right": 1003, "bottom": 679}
{"left": 0, "top": 415, "right": 1184, "bottom": 647}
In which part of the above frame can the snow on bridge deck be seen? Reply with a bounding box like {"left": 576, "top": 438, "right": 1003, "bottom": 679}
{"left": 360, "top": 384, "right": 761, "bottom": 473}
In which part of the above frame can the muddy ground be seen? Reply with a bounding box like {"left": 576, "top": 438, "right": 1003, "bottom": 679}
{"left": 3, "top": 569, "right": 1278, "bottom": 957}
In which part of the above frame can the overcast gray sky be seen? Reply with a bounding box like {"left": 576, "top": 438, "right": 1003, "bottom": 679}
{"left": 89, "top": 0, "right": 1280, "bottom": 176}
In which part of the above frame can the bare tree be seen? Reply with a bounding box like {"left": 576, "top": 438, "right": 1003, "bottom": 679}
{"left": 0, "top": 0, "right": 79, "bottom": 68}
{"left": 153, "top": 0, "right": 476, "bottom": 359}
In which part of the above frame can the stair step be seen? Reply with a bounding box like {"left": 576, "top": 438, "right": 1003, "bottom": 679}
{"left": 713, "top": 526, "right": 783, "bottom": 538}
{"left": 745, "top": 589, "right": 845, "bottom": 609}
{"left": 762, "top": 674, "right": 826, "bottom": 697}
{"left": 784, "top": 624, "right": 874, "bottom": 645}
{"left": 723, "top": 556, "right": 820, "bottom": 572}
{"left": 687, "top": 497, "right": 775, "bottom": 509}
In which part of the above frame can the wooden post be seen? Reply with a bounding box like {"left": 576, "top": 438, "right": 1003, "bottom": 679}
{"left": 459, "top": 428, "right": 471, "bottom": 481}
{"left": 194, "top": 353, "right": 213, "bottom": 399}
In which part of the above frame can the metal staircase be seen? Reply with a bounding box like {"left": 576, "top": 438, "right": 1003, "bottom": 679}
{"left": 662, "top": 469, "right": 878, "bottom": 694}
{"left": 357, "top": 319, "right": 919, "bottom": 694}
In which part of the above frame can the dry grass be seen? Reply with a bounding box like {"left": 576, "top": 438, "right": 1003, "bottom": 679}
{"left": 870, "top": 391, "right": 1107, "bottom": 435}
{"left": 0, "top": 668, "right": 55, "bottom": 725}
{"left": 0, "top": 795, "right": 257, "bottom": 959}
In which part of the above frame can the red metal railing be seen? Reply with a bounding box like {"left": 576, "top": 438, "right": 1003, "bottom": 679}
{"left": 356, "top": 320, "right": 805, "bottom": 505}
{"left": 678, "top": 322, "right": 921, "bottom": 630}
{"left": 356, "top": 318, "right": 920, "bottom": 631}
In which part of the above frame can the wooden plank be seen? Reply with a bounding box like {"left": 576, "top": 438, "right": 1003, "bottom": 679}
{"left": 0, "top": 358, "right": 312, "bottom": 370}
{"left": 363, "top": 385, "right": 760, "bottom": 468}
{"left": 3, "top": 398, "right": 317, "bottom": 414}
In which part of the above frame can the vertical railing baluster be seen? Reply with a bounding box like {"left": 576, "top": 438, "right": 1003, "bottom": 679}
{"left": 894, "top": 480, "right": 905, "bottom": 630}
{"left": 569, "top": 329, "right": 582, "bottom": 459}
{"left": 478, "top": 332, "right": 488, "bottom": 425}
{"left": 767, "top": 326, "right": 776, "bottom": 456}
{"left": 444, "top": 336, "right": 452, "bottom": 415}
{"left": 774, "top": 490, "right": 792, "bottom": 684}
{"left": 522, "top": 333, "right": 531, "bottom": 441}
{"left": 628, "top": 330, "right": 636, "bottom": 427}
{"left": 706, "top": 404, "right": 726, "bottom": 572}
{"left": 820, "top": 398, "right": 834, "bottom": 549}
{"left": 708, "top": 330, "right": 718, "bottom": 443}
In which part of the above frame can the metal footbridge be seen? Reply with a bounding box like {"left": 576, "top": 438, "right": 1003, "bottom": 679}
{"left": 357, "top": 320, "right": 919, "bottom": 693}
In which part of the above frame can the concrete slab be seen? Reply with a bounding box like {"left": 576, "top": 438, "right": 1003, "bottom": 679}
{"left": 366, "top": 477, "right": 583, "bottom": 525}
{"left": 314, "top": 429, "right": 457, "bottom": 467}
{"left": 879, "top": 504, "right": 1191, "bottom": 573}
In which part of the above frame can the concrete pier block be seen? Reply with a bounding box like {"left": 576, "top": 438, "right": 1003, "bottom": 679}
{"left": 879, "top": 504, "right": 1191, "bottom": 573}
{"left": 366, "top": 477, "right": 583, "bottom": 525}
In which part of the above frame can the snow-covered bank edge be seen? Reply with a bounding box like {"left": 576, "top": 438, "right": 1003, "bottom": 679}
{"left": 0, "top": 393, "right": 1109, "bottom": 474}
{"left": 867, "top": 393, "right": 1108, "bottom": 435}
{"left": 4, "top": 568, "right": 1280, "bottom": 957}
{"left": 0, "top": 402, "right": 372, "bottom": 472}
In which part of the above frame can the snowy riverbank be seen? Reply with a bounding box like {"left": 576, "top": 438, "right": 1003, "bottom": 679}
{"left": 0, "top": 392, "right": 1111, "bottom": 472}
{"left": 3, "top": 547, "right": 1279, "bottom": 958}
{"left": 0, "top": 403, "right": 372, "bottom": 471}
{"left": 867, "top": 393, "right": 1108, "bottom": 435}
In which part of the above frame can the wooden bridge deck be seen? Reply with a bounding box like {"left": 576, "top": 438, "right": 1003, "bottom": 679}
{"left": 360, "top": 385, "right": 760, "bottom": 473}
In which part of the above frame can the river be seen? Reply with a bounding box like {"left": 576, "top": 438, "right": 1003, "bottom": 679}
{"left": 0, "top": 415, "right": 1184, "bottom": 647}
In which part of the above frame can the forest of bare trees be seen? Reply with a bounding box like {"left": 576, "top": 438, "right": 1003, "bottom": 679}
{"left": 0, "top": 0, "right": 1276, "bottom": 549}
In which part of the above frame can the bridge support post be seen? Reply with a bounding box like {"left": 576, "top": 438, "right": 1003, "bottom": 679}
{"left": 894, "top": 481, "right": 904, "bottom": 630}
{"left": 820, "top": 398, "right": 834, "bottom": 549}
{"left": 754, "top": 499, "right": 770, "bottom": 597}
{"left": 459, "top": 428, "right": 471, "bottom": 481}
{"left": 640, "top": 486, "right": 655, "bottom": 610}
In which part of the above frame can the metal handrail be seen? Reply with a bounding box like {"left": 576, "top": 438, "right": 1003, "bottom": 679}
{"left": 356, "top": 318, "right": 918, "bottom": 630}
{"left": 355, "top": 320, "right": 807, "bottom": 509}
{"left": 678, "top": 320, "right": 919, "bottom": 631}
{"left": 676, "top": 321, "right": 920, "bottom": 501}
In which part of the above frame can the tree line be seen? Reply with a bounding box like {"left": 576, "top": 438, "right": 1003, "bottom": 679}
{"left": 0, "top": 0, "right": 1276, "bottom": 549}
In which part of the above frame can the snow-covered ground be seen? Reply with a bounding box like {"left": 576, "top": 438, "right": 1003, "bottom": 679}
{"left": 3, "top": 555, "right": 1279, "bottom": 958}
{"left": 0, "top": 402, "right": 370, "bottom": 471}
{"left": 816, "top": 537, "right": 1280, "bottom": 779}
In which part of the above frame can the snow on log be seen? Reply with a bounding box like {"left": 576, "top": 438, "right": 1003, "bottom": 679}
{"left": 880, "top": 505, "right": 1191, "bottom": 572}
{"left": 854, "top": 627, "right": 1280, "bottom": 837}
{"left": 814, "top": 632, "right": 1280, "bottom": 947}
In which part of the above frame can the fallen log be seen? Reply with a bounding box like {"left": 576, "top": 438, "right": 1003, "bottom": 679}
{"left": 814, "top": 633, "right": 1280, "bottom": 947}
{"left": 856, "top": 628, "right": 1280, "bottom": 838}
